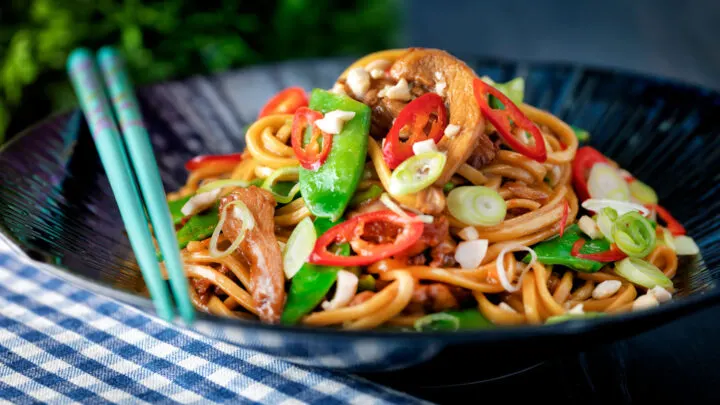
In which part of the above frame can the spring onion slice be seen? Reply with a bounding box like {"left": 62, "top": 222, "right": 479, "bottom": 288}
{"left": 660, "top": 227, "right": 676, "bottom": 252}
{"left": 582, "top": 199, "right": 650, "bottom": 216}
{"left": 486, "top": 77, "right": 525, "bottom": 108}
{"left": 612, "top": 211, "right": 656, "bottom": 258}
{"left": 587, "top": 163, "right": 630, "bottom": 201}
{"left": 614, "top": 257, "right": 673, "bottom": 289}
{"left": 389, "top": 151, "right": 446, "bottom": 196}
{"left": 595, "top": 207, "right": 618, "bottom": 242}
{"left": 496, "top": 244, "right": 537, "bottom": 293}
{"left": 674, "top": 235, "right": 700, "bottom": 255}
{"left": 209, "top": 200, "right": 255, "bottom": 258}
{"left": 197, "top": 179, "right": 251, "bottom": 194}
{"left": 282, "top": 216, "right": 316, "bottom": 279}
{"left": 448, "top": 186, "right": 507, "bottom": 226}
{"left": 629, "top": 179, "right": 658, "bottom": 205}
{"left": 546, "top": 312, "right": 606, "bottom": 324}
{"left": 380, "top": 193, "right": 434, "bottom": 224}
{"left": 414, "top": 313, "right": 460, "bottom": 332}
{"left": 262, "top": 166, "right": 301, "bottom": 204}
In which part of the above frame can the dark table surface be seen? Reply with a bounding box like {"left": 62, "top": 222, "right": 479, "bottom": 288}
{"left": 364, "top": 2, "right": 720, "bottom": 403}
{"left": 362, "top": 302, "right": 720, "bottom": 404}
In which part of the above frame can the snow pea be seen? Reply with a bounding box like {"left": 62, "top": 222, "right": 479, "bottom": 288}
{"left": 299, "top": 89, "right": 371, "bottom": 221}
{"left": 281, "top": 217, "right": 350, "bottom": 325}
{"left": 175, "top": 205, "right": 219, "bottom": 250}
{"left": 168, "top": 195, "right": 191, "bottom": 225}
{"left": 526, "top": 224, "right": 610, "bottom": 272}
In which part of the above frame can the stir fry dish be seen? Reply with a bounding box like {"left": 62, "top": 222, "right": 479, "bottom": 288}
{"left": 164, "top": 48, "right": 699, "bottom": 331}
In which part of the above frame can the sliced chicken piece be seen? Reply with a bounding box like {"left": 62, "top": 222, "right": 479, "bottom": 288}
{"left": 219, "top": 186, "right": 286, "bottom": 323}
{"left": 389, "top": 48, "right": 494, "bottom": 184}
{"left": 407, "top": 283, "right": 461, "bottom": 313}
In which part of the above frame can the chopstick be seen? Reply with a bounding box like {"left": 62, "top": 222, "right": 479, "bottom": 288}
{"left": 67, "top": 48, "right": 194, "bottom": 324}
{"left": 96, "top": 47, "right": 195, "bottom": 324}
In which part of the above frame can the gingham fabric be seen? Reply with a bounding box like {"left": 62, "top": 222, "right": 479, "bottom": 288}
{"left": 0, "top": 240, "right": 425, "bottom": 404}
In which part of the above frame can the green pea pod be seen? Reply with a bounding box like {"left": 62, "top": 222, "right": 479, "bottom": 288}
{"left": 300, "top": 89, "right": 371, "bottom": 221}
{"left": 489, "top": 77, "right": 524, "bottom": 109}
{"left": 176, "top": 205, "right": 219, "bottom": 249}
{"left": 349, "top": 184, "right": 383, "bottom": 206}
{"left": 414, "top": 309, "right": 493, "bottom": 331}
{"left": 281, "top": 217, "right": 350, "bottom": 325}
{"left": 168, "top": 195, "right": 191, "bottom": 225}
{"left": 526, "top": 224, "right": 611, "bottom": 272}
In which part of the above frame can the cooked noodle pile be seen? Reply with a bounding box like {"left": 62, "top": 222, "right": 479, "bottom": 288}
{"left": 164, "top": 48, "right": 692, "bottom": 330}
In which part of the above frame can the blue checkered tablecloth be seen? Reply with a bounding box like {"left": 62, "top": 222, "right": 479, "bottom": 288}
{"left": 0, "top": 240, "right": 425, "bottom": 404}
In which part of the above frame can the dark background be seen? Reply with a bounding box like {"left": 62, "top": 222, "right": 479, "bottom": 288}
{"left": 4, "top": 0, "right": 720, "bottom": 142}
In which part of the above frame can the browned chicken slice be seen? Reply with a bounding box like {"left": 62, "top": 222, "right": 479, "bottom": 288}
{"left": 219, "top": 186, "right": 285, "bottom": 323}
{"left": 389, "top": 48, "right": 494, "bottom": 184}
{"left": 506, "top": 181, "right": 549, "bottom": 201}
{"left": 408, "top": 283, "right": 460, "bottom": 313}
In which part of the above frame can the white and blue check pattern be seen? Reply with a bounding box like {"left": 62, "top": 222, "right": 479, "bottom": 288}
{"left": 0, "top": 241, "right": 424, "bottom": 404}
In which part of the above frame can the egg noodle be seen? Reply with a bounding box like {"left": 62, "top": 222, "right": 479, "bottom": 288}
{"left": 164, "top": 48, "right": 691, "bottom": 330}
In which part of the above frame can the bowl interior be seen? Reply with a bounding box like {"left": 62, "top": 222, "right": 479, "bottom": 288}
{"left": 0, "top": 56, "right": 718, "bottom": 336}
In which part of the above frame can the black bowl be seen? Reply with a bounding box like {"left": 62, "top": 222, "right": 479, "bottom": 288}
{"left": 0, "top": 56, "right": 718, "bottom": 380}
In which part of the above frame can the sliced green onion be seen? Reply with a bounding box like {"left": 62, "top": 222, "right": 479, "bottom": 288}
{"left": 488, "top": 77, "right": 525, "bottom": 109}
{"left": 614, "top": 257, "right": 673, "bottom": 289}
{"left": 209, "top": 200, "right": 255, "bottom": 258}
{"left": 587, "top": 163, "right": 630, "bottom": 201}
{"left": 262, "top": 166, "right": 301, "bottom": 204}
{"left": 262, "top": 166, "right": 300, "bottom": 184}
{"left": 197, "top": 179, "right": 250, "bottom": 194}
{"left": 389, "top": 151, "right": 446, "bottom": 196}
{"left": 546, "top": 312, "right": 606, "bottom": 324}
{"left": 350, "top": 184, "right": 383, "bottom": 206}
{"left": 612, "top": 211, "right": 656, "bottom": 258}
{"left": 571, "top": 126, "right": 590, "bottom": 143}
{"left": 629, "top": 179, "right": 658, "bottom": 205}
{"left": 674, "top": 235, "right": 700, "bottom": 255}
{"left": 660, "top": 227, "right": 676, "bottom": 251}
{"left": 414, "top": 313, "right": 460, "bottom": 332}
{"left": 380, "top": 193, "right": 434, "bottom": 223}
{"left": 448, "top": 186, "right": 507, "bottom": 226}
{"left": 282, "top": 216, "right": 317, "bottom": 279}
{"left": 504, "top": 77, "right": 525, "bottom": 105}
{"left": 595, "top": 207, "right": 618, "bottom": 242}
{"left": 582, "top": 199, "right": 649, "bottom": 216}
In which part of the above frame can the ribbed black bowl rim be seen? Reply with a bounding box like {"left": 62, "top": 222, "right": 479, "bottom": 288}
{"left": 1, "top": 57, "right": 719, "bottom": 344}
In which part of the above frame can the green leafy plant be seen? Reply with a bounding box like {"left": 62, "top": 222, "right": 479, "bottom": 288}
{"left": 0, "top": 0, "right": 400, "bottom": 142}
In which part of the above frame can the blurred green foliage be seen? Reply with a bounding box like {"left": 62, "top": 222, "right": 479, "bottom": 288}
{"left": 0, "top": 0, "right": 400, "bottom": 142}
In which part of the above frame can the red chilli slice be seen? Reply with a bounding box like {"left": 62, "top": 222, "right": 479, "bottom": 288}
{"left": 290, "top": 107, "right": 333, "bottom": 171}
{"left": 472, "top": 78, "right": 547, "bottom": 162}
{"left": 571, "top": 239, "right": 627, "bottom": 262}
{"left": 382, "top": 93, "right": 448, "bottom": 169}
{"left": 308, "top": 210, "right": 424, "bottom": 266}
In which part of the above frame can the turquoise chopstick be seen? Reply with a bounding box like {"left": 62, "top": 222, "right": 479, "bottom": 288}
{"left": 66, "top": 49, "right": 175, "bottom": 322}
{"left": 96, "top": 46, "right": 195, "bottom": 324}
